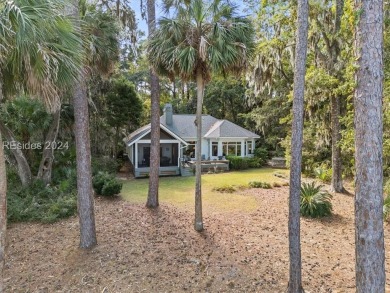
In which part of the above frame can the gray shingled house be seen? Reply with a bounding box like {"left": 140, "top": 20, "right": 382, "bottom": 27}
{"left": 124, "top": 104, "right": 260, "bottom": 177}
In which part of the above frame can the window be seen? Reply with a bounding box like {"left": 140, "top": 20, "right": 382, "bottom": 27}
{"left": 247, "top": 141, "right": 253, "bottom": 155}
{"left": 185, "top": 141, "right": 196, "bottom": 158}
{"left": 212, "top": 142, "right": 218, "bottom": 156}
{"left": 222, "top": 142, "right": 241, "bottom": 156}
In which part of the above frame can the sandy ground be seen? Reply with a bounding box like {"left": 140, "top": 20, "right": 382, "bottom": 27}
{"left": 4, "top": 185, "right": 390, "bottom": 292}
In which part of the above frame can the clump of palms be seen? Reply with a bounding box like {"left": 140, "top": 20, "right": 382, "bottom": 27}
{"left": 300, "top": 182, "right": 332, "bottom": 218}
{"left": 147, "top": 0, "right": 254, "bottom": 231}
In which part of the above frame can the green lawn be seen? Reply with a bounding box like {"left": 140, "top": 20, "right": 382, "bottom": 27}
{"left": 121, "top": 168, "right": 289, "bottom": 213}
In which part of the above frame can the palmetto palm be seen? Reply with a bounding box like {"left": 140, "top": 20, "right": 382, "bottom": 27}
{"left": 148, "top": 0, "right": 254, "bottom": 231}
{"left": 0, "top": 0, "right": 82, "bottom": 290}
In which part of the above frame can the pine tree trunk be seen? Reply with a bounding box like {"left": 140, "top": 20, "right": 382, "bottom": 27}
{"left": 194, "top": 69, "right": 204, "bottom": 232}
{"left": 330, "top": 96, "right": 344, "bottom": 192}
{"left": 287, "top": 0, "right": 309, "bottom": 292}
{"left": 71, "top": 0, "right": 97, "bottom": 249}
{"left": 354, "top": 0, "right": 385, "bottom": 291}
{"left": 0, "top": 120, "right": 32, "bottom": 186}
{"left": 0, "top": 79, "right": 6, "bottom": 292}
{"left": 37, "top": 109, "right": 61, "bottom": 184}
{"left": 330, "top": 0, "right": 345, "bottom": 193}
{"left": 146, "top": 0, "right": 160, "bottom": 209}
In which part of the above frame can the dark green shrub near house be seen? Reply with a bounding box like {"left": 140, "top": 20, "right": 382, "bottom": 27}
{"left": 93, "top": 172, "right": 122, "bottom": 196}
{"left": 227, "top": 156, "right": 249, "bottom": 170}
{"left": 254, "top": 147, "right": 269, "bottom": 165}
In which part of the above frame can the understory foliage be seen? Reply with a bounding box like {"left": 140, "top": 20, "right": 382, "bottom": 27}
{"left": 248, "top": 181, "right": 272, "bottom": 189}
{"left": 7, "top": 177, "right": 77, "bottom": 223}
{"left": 92, "top": 172, "right": 123, "bottom": 196}
{"left": 300, "top": 182, "right": 332, "bottom": 218}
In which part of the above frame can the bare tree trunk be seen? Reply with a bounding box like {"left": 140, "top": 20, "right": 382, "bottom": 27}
{"left": 194, "top": 69, "right": 204, "bottom": 232}
{"left": 330, "top": 96, "right": 344, "bottom": 192}
{"left": 146, "top": 0, "right": 160, "bottom": 209}
{"left": 354, "top": 0, "right": 385, "bottom": 291}
{"left": 0, "top": 120, "right": 32, "bottom": 186}
{"left": 0, "top": 78, "right": 6, "bottom": 292}
{"left": 71, "top": 1, "right": 97, "bottom": 249}
{"left": 37, "top": 109, "right": 61, "bottom": 184}
{"left": 330, "top": 0, "right": 345, "bottom": 193}
{"left": 287, "top": 0, "right": 309, "bottom": 292}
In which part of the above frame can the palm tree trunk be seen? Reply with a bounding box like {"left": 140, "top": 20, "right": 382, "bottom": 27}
{"left": 0, "top": 78, "right": 6, "bottom": 292}
{"left": 37, "top": 109, "right": 61, "bottom": 184}
{"left": 146, "top": 0, "right": 160, "bottom": 209}
{"left": 354, "top": 0, "right": 385, "bottom": 291}
{"left": 287, "top": 0, "right": 309, "bottom": 292}
{"left": 330, "top": 96, "right": 344, "bottom": 192}
{"left": 0, "top": 120, "right": 32, "bottom": 186}
{"left": 194, "top": 69, "right": 204, "bottom": 232}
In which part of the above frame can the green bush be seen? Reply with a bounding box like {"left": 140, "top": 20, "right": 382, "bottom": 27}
{"left": 248, "top": 157, "right": 262, "bottom": 168}
{"left": 248, "top": 181, "right": 272, "bottom": 189}
{"left": 213, "top": 185, "right": 236, "bottom": 193}
{"left": 300, "top": 182, "right": 332, "bottom": 218}
{"left": 93, "top": 172, "right": 122, "bottom": 196}
{"left": 92, "top": 157, "right": 120, "bottom": 175}
{"left": 7, "top": 180, "right": 77, "bottom": 223}
{"left": 227, "top": 156, "right": 249, "bottom": 170}
{"left": 383, "top": 195, "right": 390, "bottom": 221}
{"left": 253, "top": 147, "right": 269, "bottom": 165}
{"left": 314, "top": 166, "right": 332, "bottom": 183}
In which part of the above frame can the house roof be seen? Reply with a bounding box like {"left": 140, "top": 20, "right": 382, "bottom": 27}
{"left": 160, "top": 114, "right": 260, "bottom": 139}
{"left": 124, "top": 123, "right": 188, "bottom": 146}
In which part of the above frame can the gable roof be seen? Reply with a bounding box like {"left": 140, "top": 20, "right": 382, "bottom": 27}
{"left": 124, "top": 123, "right": 188, "bottom": 146}
{"left": 161, "top": 114, "right": 260, "bottom": 139}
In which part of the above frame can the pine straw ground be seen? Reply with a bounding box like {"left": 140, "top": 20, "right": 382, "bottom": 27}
{"left": 4, "top": 185, "right": 390, "bottom": 292}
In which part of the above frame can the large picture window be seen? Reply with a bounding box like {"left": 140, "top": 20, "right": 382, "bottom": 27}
{"left": 222, "top": 142, "right": 241, "bottom": 156}
{"left": 212, "top": 142, "right": 218, "bottom": 156}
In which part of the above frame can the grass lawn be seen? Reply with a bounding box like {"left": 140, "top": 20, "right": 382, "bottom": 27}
{"left": 121, "top": 168, "right": 289, "bottom": 213}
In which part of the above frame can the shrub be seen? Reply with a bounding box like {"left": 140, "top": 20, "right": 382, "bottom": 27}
{"left": 300, "top": 182, "right": 332, "bottom": 218}
{"left": 93, "top": 172, "right": 122, "bottom": 196}
{"left": 383, "top": 195, "right": 390, "bottom": 221}
{"left": 314, "top": 166, "right": 332, "bottom": 183}
{"left": 248, "top": 181, "right": 272, "bottom": 189}
{"left": 227, "top": 156, "right": 249, "bottom": 170}
{"left": 253, "top": 147, "right": 269, "bottom": 165}
{"left": 92, "top": 157, "right": 120, "bottom": 175}
{"left": 7, "top": 180, "right": 77, "bottom": 223}
{"left": 248, "top": 157, "right": 262, "bottom": 168}
{"left": 213, "top": 185, "right": 236, "bottom": 193}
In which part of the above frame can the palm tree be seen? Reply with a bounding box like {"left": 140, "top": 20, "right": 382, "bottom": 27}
{"left": 146, "top": 0, "right": 161, "bottom": 209}
{"left": 354, "top": 0, "right": 385, "bottom": 291}
{"left": 0, "top": 0, "right": 81, "bottom": 289}
{"left": 287, "top": 0, "right": 309, "bottom": 292}
{"left": 148, "top": 0, "right": 254, "bottom": 231}
{"left": 70, "top": 1, "right": 119, "bottom": 248}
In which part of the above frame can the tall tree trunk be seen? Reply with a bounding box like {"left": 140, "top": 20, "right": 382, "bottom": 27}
{"left": 330, "top": 0, "right": 345, "bottom": 193}
{"left": 287, "top": 0, "right": 309, "bottom": 292}
{"left": 194, "top": 69, "right": 204, "bottom": 232}
{"left": 0, "top": 78, "right": 7, "bottom": 292}
{"left": 0, "top": 120, "right": 32, "bottom": 186}
{"left": 37, "top": 109, "right": 61, "bottom": 184}
{"left": 72, "top": 1, "right": 97, "bottom": 249}
{"left": 330, "top": 96, "right": 344, "bottom": 192}
{"left": 354, "top": 0, "right": 385, "bottom": 291}
{"left": 146, "top": 0, "right": 161, "bottom": 209}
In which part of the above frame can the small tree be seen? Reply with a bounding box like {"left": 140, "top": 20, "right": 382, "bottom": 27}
{"left": 106, "top": 77, "right": 142, "bottom": 157}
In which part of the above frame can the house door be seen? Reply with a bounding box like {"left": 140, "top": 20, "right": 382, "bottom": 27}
{"left": 143, "top": 147, "right": 150, "bottom": 166}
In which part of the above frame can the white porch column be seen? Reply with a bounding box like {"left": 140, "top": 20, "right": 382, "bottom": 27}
{"left": 135, "top": 142, "right": 138, "bottom": 168}
{"left": 177, "top": 142, "right": 180, "bottom": 167}
{"left": 218, "top": 140, "right": 223, "bottom": 157}
{"left": 241, "top": 140, "right": 245, "bottom": 157}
